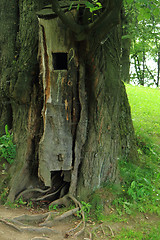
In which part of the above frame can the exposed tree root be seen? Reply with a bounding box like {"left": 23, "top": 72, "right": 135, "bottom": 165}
{"left": 0, "top": 217, "right": 58, "bottom": 234}
{"left": 87, "top": 223, "right": 114, "bottom": 239}
{"left": 31, "top": 238, "right": 51, "bottom": 240}
{"left": 106, "top": 224, "right": 114, "bottom": 237}
{"left": 13, "top": 213, "right": 49, "bottom": 223}
{"left": 15, "top": 187, "right": 51, "bottom": 201}
{"left": 40, "top": 207, "right": 79, "bottom": 227}
{"left": 31, "top": 183, "right": 66, "bottom": 201}
{"left": 67, "top": 194, "right": 86, "bottom": 237}
{"left": 20, "top": 226, "right": 58, "bottom": 234}
{"left": 49, "top": 195, "right": 69, "bottom": 207}
{"left": 65, "top": 220, "right": 82, "bottom": 237}
{"left": 0, "top": 194, "right": 86, "bottom": 237}
{"left": 15, "top": 172, "right": 64, "bottom": 202}
{"left": 0, "top": 218, "right": 22, "bottom": 232}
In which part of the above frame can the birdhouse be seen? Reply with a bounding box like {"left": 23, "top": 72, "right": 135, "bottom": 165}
{"left": 37, "top": 4, "right": 80, "bottom": 186}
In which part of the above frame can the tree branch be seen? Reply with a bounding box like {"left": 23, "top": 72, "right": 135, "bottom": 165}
{"left": 51, "top": 0, "right": 122, "bottom": 42}
{"left": 51, "top": 0, "right": 84, "bottom": 36}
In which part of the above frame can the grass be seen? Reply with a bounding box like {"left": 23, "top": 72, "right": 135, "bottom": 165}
{"left": 88, "top": 84, "right": 160, "bottom": 239}
{"left": 117, "top": 84, "right": 160, "bottom": 215}
{"left": 126, "top": 85, "right": 160, "bottom": 144}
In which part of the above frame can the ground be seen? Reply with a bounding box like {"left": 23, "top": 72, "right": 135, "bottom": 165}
{"left": 0, "top": 202, "right": 159, "bottom": 240}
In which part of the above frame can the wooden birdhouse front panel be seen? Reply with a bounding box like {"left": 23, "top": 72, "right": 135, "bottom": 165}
{"left": 38, "top": 12, "right": 79, "bottom": 186}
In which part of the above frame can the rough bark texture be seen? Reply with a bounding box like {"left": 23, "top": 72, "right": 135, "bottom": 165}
{"left": 121, "top": 8, "right": 131, "bottom": 84}
{"left": 0, "top": 0, "right": 50, "bottom": 201}
{"left": 121, "top": 37, "right": 131, "bottom": 83}
{"left": 0, "top": 0, "right": 137, "bottom": 202}
{"left": 76, "top": 27, "right": 137, "bottom": 199}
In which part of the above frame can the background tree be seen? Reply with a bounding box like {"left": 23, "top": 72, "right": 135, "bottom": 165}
{"left": 0, "top": 0, "right": 137, "bottom": 203}
{"left": 123, "top": 0, "right": 160, "bottom": 86}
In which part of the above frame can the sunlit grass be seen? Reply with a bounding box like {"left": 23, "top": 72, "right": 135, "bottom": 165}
{"left": 126, "top": 84, "right": 160, "bottom": 143}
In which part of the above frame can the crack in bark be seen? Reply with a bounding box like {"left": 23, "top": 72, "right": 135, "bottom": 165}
{"left": 69, "top": 61, "right": 88, "bottom": 196}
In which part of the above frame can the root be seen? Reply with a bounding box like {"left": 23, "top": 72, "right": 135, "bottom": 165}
{"left": 20, "top": 226, "right": 58, "bottom": 234}
{"left": 54, "top": 207, "right": 79, "bottom": 221}
{"left": 0, "top": 218, "right": 58, "bottom": 234}
{"left": 1, "top": 194, "right": 86, "bottom": 237}
{"left": 67, "top": 194, "right": 86, "bottom": 236}
{"left": 31, "top": 238, "right": 51, "bottom": 240}
{"left": 12, "top": 212, "right": 50, "bottom": 223}
{"left": 40, "top": 208, "right": 79, "bottom": 227}
{"left": 31, "top": 183, "right": 66, "bottom": 202}
{"left": 15, "top": 187, "right": 51, "bottom": 201}
{"left": 49, "top": 195, "right": 70, "bottom": 207}
{"left": 0, "top": 218, "right": 22, "bottom": 232}
{"left": 106, "top": 224, "right": 114, "bottom": 237}
{"left": 65, "top": 220, "right": 82, "bottom": 236}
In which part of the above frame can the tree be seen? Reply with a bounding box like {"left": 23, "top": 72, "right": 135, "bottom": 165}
{"left": 123, "top": 0, "right": 160, "bottom": 86}
{"left": 0, "top": 0, "right": 137, "bottom": 203}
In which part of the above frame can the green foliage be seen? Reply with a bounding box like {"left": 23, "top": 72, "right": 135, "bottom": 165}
{"left": 90, "top": 194, "right": 104, "bottom": 221}
{"left": 84, "top": 0, "right": 102, "bottom": 13}
{"left": 27, "top": 201, "right": 33, "bottom": 208}
{"left": 115, "top": 223, "right": 160, "bottom": 240}
{"left": 2, "top": 197, "right": 33, "bottom": 209}
{"left": 16, "top": 197, "right": 27, "bottom": 205}
{"left": 49, "top": 204, "right": 58, "bottom": 211}
{"left": 146, "top": 224, "right": 160, "bottom": 240}
{"left": 69, "top": 0, "right": 102, "bottom": 13}
{"left": 115, "top": 228, "right": 144, "bottom": 240}
{"left": 77, "top": 201, "right": 92, "bottom": 221}
{"left": 0, "top": 125, "right": 16, "bottom": 164}
{"left": 123, "top": 0, "right": 160, "bottom": 86}
{"left": 0, "top": 187, "right": 9, "bottom": 204}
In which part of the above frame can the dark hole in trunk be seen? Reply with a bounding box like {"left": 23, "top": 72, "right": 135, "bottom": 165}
{"left": 52, "top": 52, "right": 68, "bottom": 70}
{"left": 44, "top": 170, "right": 70, "bottom": 202}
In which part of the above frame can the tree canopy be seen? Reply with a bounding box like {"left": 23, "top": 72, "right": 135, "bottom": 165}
{"left": 123, "top": 0, "right": 160, "bottom": 86}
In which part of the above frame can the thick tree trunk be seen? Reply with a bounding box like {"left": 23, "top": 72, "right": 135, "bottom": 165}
{"left": 0, "top": 0, "right": 18, "bottom": 134}
{"left": 0, "top": 0, "right": 137, "bottom": 202}
{"left": 0, "top": 0, "right": 49, "bottom": 201}
{"left": 76, "top": 28, "right": 137, "bottom": 199}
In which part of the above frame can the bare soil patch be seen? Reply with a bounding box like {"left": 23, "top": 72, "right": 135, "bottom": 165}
{"left": 0, "top": 204, "right": 159, "bottom": 240}
{"left": 0, "top": 205, "right": 75, "bottom": 240}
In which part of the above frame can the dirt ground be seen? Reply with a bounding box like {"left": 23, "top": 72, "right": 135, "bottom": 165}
{"left": 0, "top": 204, "right": 160, "bottom": 240}
{"left": 0, "top": 205, "right": 79, "bottom": 240}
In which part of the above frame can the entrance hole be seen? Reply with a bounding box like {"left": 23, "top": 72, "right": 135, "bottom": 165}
{"left": 52, "top": 52, "right": 68, "bottom": 70}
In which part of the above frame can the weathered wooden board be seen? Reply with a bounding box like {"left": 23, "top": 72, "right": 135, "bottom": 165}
{"left": 38, "top": 13, "right": 79, "bottom": 186}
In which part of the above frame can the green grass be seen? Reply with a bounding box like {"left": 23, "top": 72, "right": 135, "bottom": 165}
{"left": 90, "top": 84, "right": 160, "bottom": 219}
{"left": 112, "top": 84, "right": 160, "bottom": 215}
{"left": 115, "top": 222, "right": 160, "bottom": 240}
{"left": 126, "top": 84, "right": 160, "bottom": 144}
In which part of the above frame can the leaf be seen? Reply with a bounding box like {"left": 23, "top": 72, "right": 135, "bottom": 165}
{"left": 84, "top": 1, "right": 94, "bottom": 9}
{"left": 5, "top": 125, "right": 9, "bottom": 135}
{"left": 84, "top": 0, "right": 102, "bottom": 12}
{"left": 68, "top": 2, "right": 73, "bottom": 11}
{"left": 122, "top": 34, "right": 131, "bottom": 40}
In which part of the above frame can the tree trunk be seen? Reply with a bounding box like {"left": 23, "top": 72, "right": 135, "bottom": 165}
{"left": 121, "top": 37, "right": 131, "bottom": 83}
{"left": 76, "top": 28, "right": 137, "bottom": 199}
{"left": 0, "top": 0, "right": 137, "bottom": 202}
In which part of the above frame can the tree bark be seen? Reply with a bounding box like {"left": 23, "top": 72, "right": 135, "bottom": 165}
{"left": 76, "top": 27, "right": 137, "bottom": 199}
{"left": 121, "top": 37, "right": 131, "bottom": 83}
{"left": 0, "top": 0, "right": 137, "bottom": 202}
